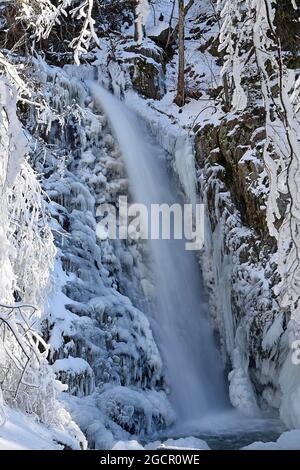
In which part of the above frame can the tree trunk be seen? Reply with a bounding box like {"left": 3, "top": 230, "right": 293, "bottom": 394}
{"left": 134, "top": 0, "right": 139, "bottom": 42}
{"left": 174, "top": 0, "right": 185, "bottom": 107}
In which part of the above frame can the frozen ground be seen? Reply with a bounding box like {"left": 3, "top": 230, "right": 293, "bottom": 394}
{"left": 0, "top": 406, "right": 84, "bottom": 450}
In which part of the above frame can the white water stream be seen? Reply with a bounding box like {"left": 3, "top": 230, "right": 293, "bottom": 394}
{"left": 90, "top": 84, "right": 228, "bottom": 424}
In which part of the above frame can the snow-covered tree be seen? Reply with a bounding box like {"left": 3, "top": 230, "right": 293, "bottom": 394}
{"left": 19, "top": 0, "right": 100, "bottom": 64}
{"left": 217, "top": 0, "right": 253, "bottom": 110}
{"left": 0, "top": 76, "right": 69, "bottom": 430}
{"left": 134, "top": 0, "right": 150, "bottom": 44}
{"left": 174, "top": 0, "right": 185, "bottom": 107}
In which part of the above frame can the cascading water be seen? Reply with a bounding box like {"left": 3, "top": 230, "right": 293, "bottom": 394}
{"left": 89, "top": 84, "right": 228, "bottom": 425}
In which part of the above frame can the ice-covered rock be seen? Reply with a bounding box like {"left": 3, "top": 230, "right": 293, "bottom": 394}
{"left": 112, "top": 440, "right": 145, "bottom": 450}
{"left": 52, "top": 357, "right": 95, "bottom": 397}
{"left": 97, "top": 386, "right": 175, "bottom": 436}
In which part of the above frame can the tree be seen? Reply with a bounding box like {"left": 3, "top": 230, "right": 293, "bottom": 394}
{"left": 174, "top": 0, "right": 185, "bottom": 107}
{"left": 0, "top": 76, "right": 57, "bottom": 423}
{"left": 134, "top": 0, "right": 150, "bottom": 44}
{"left": 18, "top": 0, "right": 100, "bottom": 64}
{"left": 217, "top": 0, "right": 252, "bottom": 111}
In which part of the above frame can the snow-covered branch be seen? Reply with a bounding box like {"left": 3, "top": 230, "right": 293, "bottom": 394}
{"left": 19, "top": 0, "right": 72, "bottom": 41}
{"left": 0, "top": 76, "right": 57, "bottom": 424}
{"left": 69, "top": 0, "right": 100, "bottom": 64}
{"left": 18, "top": 0, "right": 100, "bottom": 64}
{"left": 0, "top": 53, "right": 30, "bottom": 97}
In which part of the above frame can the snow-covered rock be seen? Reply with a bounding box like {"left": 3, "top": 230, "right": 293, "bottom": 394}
{"left": 112, "top": 440, "right": 145, "bottom": 450}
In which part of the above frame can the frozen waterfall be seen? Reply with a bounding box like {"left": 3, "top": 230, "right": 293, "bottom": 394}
{"left": 89, "top": 83, "right": 228, "bottom": 424}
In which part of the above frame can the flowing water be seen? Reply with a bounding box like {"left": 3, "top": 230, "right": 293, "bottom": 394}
{"left": 89, "top": 84, "right": 284, "bottom": 448}
{"left": 90, "top": 83, "right": 228, "bottom": 423}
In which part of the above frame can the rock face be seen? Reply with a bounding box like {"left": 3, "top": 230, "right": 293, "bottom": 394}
{"left": 128, "top": 55, "right": 164, "bottom": 99}
{"left": 195, "top": 109, "right": 288, "bottom": 415}
{"left": 148, "top": 21, "right": 171, "bottom": 48}
{"left": 122, "top": 42, "right": 166, "bottom": 100}
{"left": 196, "top": 108, "right": 269, "bottom": 237}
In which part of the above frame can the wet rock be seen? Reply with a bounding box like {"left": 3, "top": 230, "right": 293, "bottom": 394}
{"left": 195, "top": 108, "right": 270, "bottom": 238}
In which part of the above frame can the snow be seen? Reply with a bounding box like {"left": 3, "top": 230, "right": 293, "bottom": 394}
{"left": 112, "top": 440, "right": 144, "bottom": 450}
{"left": 0, "top": 405, "right": 85, "bottom": 450}
{"left": 242, "top": 441, "right": 282, "bottom": 450}
{"left": 0, "top": 409, "right": 60, "bottom": 450}
{"left": 148, "top": 21, "right": 169, "bottom": 38}
{"left": 276, "top": 430, "right": 300, "bottom": 450}
{"left": 242, "top": 430, "right": 300, "bottom": 450}
{"left": 262, "top": 314, "right": 284, "bottom": 351}
{"left": 53, "top": 357, "right": 93, "bottom": 375}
